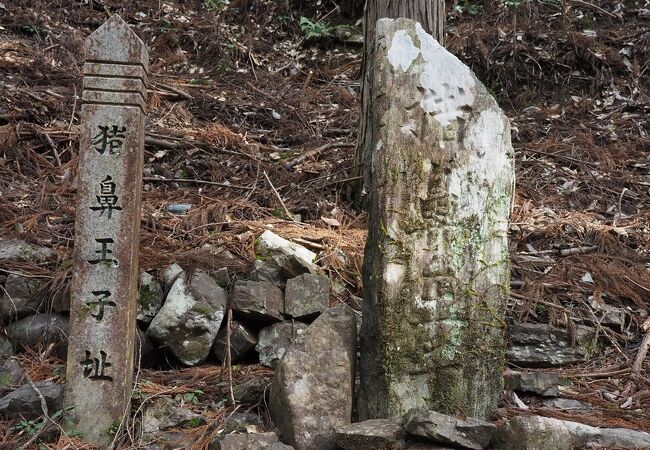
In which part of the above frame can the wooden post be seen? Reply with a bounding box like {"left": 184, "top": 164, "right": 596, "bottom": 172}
{"left": 65, "top": 15, "right": 148, "bottom": 447}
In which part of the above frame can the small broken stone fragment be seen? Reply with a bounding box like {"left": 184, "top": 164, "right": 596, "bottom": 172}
{"left": 231, "top": 280, "right": 284, "bottom": 324}
{"left": 284, "top": 273, "right": 329, "bottom": 321}
{"left": 212, "top": 320, "right": 258, "bottom": 363}
{"left": 402, "top": 409, "right": 495, "bottom": 450}
{"left": 256, "top": 321, "right": 308, "bottom": 368}
{"left": 335, "top": 419, "right": 404, "bottom": 450}
{"left": 504, "top": 370, "right": 560, "bottom": 397}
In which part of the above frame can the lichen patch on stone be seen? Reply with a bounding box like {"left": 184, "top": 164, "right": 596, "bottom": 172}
{"left": 388, "top": 29, "right": 420, "bottom": 72}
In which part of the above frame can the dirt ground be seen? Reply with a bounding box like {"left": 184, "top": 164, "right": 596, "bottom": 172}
{"left": 0, "top": 0, "right": 648, "bottom": 448}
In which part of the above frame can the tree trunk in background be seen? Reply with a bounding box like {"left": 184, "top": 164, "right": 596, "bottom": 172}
{"left": 351, "top": 0, "right": 445, "bottom": 209}
{"left": 358, "top": 18, "right": 515, "bottom": 420}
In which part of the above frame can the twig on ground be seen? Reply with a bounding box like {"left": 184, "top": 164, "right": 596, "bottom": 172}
{"left": 263, "top": 171, "right": 295, "bottom": 222}
{"left": 226, "top": 307, "right": 235, "bottom": 405}
{"left": 143, "top": 176, "right": 253, "bottom": 190}
{"left": 633, "top": 331, "right": 650, "bottom": 375}
{"left": 284, "top": 142, "right": 355, "bottom": 170}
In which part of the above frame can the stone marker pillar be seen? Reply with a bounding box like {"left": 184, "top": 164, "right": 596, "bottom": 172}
{"left": 358, "top": 18, "right": 515, "bottom": 421}
{"left": 65, "top": 15, "right": 148, "bottom": 447}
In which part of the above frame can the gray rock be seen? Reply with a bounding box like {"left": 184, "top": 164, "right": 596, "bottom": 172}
{"left": 494, "top": 415, "right": 650, "bottom": 449}
{"left": 250, "top": 255, "right": 315, "bottom": 286}
{"left": 213, "top": 267, "right": 231, "bottom": 288}
{"left": 162, "top": 263, "right": 184, "bottom": 292}
{"left": 0, "top": 359, "right": 24, "bottom": 388}
{"left": 147, "top": 270, "right": 227, "bottom": 366}
{"left": 265, "top": 444, "right": 295, "bottom": 450}
{"left": 257, "top": 231, "right": 316, "bottom": 269}
{"left": 403, "top": 409, "right": 495, "bottom": 450}
{"left": 6, "top": 313, "right": 69, "bottom": 359}
{"left": 0, "top": 274, "right": 47, "bottom": 322}
{"left": 507, "top": 323, "right": 592, "bottom": 367}
{"left": 50, "top": 285, "right": 70, "bottom": 312}
{"left": 504, "top": 371, "right": 560, "bottom": 397}
{"left": 231, "top": 280, "right": 283, "bottom": 324}
{"left": 0, "top": 239, "right": 55, "bottom": 263}
{"left": 256, "top": 321, "right": 308, "bottom": 368}
{"left": 0, "top": 336, "right": 13, "bottom": 361}
{"left": 232, "top": 377, "right": 269, "bottom": 405}
{"left": 217, "top": 432, "right": 279, "bottom": 450}
{"left": 142, "top": 397, "right": 205, "bottom": 434}
{"left": 0, "top": 381, "right": 63, "bottom": 418}
{"left": 138, "top": 272, "right": 164, "bottom": 324}
{"left": 335, "top": 419, "right": 404, "bottom": 449}
{"left": 269, "top": 304, "right": 357, "bottom": 450}
{"left": 284, "top": 274, "right": 329, "bottom": 321}
{"left": 135, "top": 329, "right": 159, "bottom": 366}
{"left": 589, "top": 298, "right": 626, "bottom": 329}
{"left": 221, "top": 412, "right": 265, "bottom": 433}
{"left": 212, "top": 320, "right": 257, "bottom": 363}
{"left": 542, "top": 398, "right": 593, "bottom": 410}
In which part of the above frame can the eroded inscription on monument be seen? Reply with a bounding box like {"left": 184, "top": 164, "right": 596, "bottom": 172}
{"left": 65, "top": 14, "right": 148, "bottom": 448}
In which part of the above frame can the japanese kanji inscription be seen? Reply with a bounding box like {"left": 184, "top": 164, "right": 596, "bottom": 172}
{"left": 65, "top": 15, "right": 148, "bottom": 448}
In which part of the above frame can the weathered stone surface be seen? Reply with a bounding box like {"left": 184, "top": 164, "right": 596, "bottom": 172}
{"left": 403, "top": 409, "right": 495, "bottom": 450}
{"left": 212, "top": 320, "right": 257, "bottom": 363}
{"left": 494, "top": 415, "right": 650, "bottom": 449}
{"left": 221, "top": 411, "right": 265, "bottom": 433}
{"left": 359, "top": 18, "right": 515, "bottom": 421}
{"left": 284, "top": 274, "right": 329, "bottom": 321}
{"left": 141, "top": 431, "right": 188, "bottom": 450}
{"left": 213, "top": 267, "right": 231, "bottom": 288}
{"left": 0, "top": 336, "right": 13, "bottom": 361}
{"left": 542, "top": 398, "right": 592, "bottom": 410}
{"left": 138, "top": 271, "right": 164, "bottom": 323}
{"left": 0, "top": 381, "right": 64, "bottom": 418}
{"left": 0, "top": 359, "right": 25, "bottom": 388}
{"left": 7, "top": 313, "right": 69, "bottom": 359}
{"left": 269, "top": 304, "right": 357, "bottom": 450}
{"left": 142, "top": 397, "right": 205, "bottom": 434}
{"left": 504, "top": 371, "right": 560, "bottom": 397}
{"left": 162, "top": 263, "right": 184, "bottom": 292}
{"left": 0, "top": 239, "right": 55, "bottom": 262}
{"left": 51, "top": 285, "right": 70, "bottom": 312}
{"left": 232, "top": 377, "right": 268, "bottom": 405}
{"left": 64, "top": 14, "right": 149, "bottom": 447}
{"left": 217, "top": 432, "right": 279, "bottom": 450}
{"left": 265, "top": 443, "right": 295, "bottom": 450}
{"left": 148, "top": 270, "right": 227, "bottom": 365}
{"left": 335, "top": 419, "right": 404, "bottom": 449}
{"left": 506, "top": 323, "right": 592, "bottom": 367}
{"left": 256, "top": 321, "right": 308, "bottom": 368}
{"left": 257, "top": 230, "right": 316, "bottom": 269}
{"left": 0, "top": 274, "right": 47, "bottom": 322}
{"left": 231, "top": 280, "right": 283, "bottom": 324}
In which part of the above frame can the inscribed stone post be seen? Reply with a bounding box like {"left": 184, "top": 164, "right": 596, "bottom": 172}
{"left": 358, "top": 18, "right": 515, "bottom": 420}
{"left": 65, "top": 15, "right": 148, "bottom": 447}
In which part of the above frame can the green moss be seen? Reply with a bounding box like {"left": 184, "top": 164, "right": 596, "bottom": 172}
{"left": 190, "top": 304, "right": 212, "bottom": 317}
{"left": 0, "top": 372, "right": 12, "bottom": 388}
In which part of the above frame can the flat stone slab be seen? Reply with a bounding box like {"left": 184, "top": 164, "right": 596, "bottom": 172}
{"left": 0, "top": 381, "right": 64, "bottom": 418}
{"left": 504, "top": 370, "right": 560, "bottom": 397}
{"left": 336, "top": 419, "right": 404, "bottom": 449}
{"left": 0, "top": 239, "right": 55, "bottom": 262}
{"left": 403, "top": 409, "right": 495, "bottom": 450}
{"left": 507, "top": 323, "right": 592, "bottom": 367}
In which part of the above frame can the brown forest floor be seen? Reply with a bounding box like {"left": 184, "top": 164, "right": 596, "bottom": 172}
{"left": 0, "top": 0, "right": 648, "bottom": 448}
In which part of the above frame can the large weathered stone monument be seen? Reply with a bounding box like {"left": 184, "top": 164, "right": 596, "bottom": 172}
{"left": 65, "top": 15, "right": 148, "bottom": 447}
{"left": 359, "top": 18, "right": 515, "bottom": 420}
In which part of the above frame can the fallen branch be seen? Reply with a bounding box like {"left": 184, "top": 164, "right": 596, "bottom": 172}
{"left": 152, "top": 82, "right": 193, "bottom": 100}
{"left": 633, "top": 331, "right": 650, "bottom": 374}
{"left": 285, "top": 142, "right": 355, "bottom": 170}
{"left": 568, "top": 0, "right": 619, "bottom": 18}
{"left": 263, "top": 170, "right": 295, "bottom": 222}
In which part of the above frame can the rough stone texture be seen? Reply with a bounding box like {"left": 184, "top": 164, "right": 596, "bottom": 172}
{"left": 217, "top": 432, "right": 280, "bottom": 450}
{"left": 0, "top": 274, "right": 47, "bottom": 323}
{"left": 231, "top": 280, "right": 284, "bottom": 324}
{"left": 335, "top": 419, "right": 404, "bottom": 449}
{"left": 212, "top": 320, "right": 257, "bottom": 363}
{"left": 256, "top": 321, "right": 308, "bottom": 368}
{"left": 137, "top": 271, "right": 164, "bottom": 323}
{"left": 359, "top": 18, "right": 515, "bottom": 421}
{"left": 221, "top": 412, "right": 265, "bottom": 433}
{"left": 0, "top": 337, "right": 13, "bottom": 362}
{"left": 64, "top": 14, "right": 149, "bottom": 448}
{"left": 162, "top": 263, "right": 184, "bottom": 292}
{"left": 504, "top": 371, "right": 560, "bottom": 397}
{"left": 284, "top": 274, "right": 329, "bottom": 321}
{"left": 542, "top": 398, "right": 593, "bottom": 410}
{"left": 506, "top": 323, "right": 592, "bottom": 367}
{"left": 249, "top": 254, "right": 314, "bottom": 287}
{"left": 257, "top": 230, "right": 316, "bottom": 269}
{"left": 7, "top": 313, "right": 69, "bottom": 359}
{"left": 142, "top": 397, "right": 205, "bottom": 434}
{"left": 0, "top": 239, "right": 55, "bottom": 263}
{"left": 269, "top": 304, "right": 357, "bottom": 450}
{"left": 403, "top": 409, "right": 495, "bottom": 450}
{"left": 148, "top": 270, "right": 227, "bottom": 365}
{"left": 232, "top": 377, "right": 269, "bottom": 405}
{"left": 0, "top": 381, "right": 64, "bottom": 418}
{"left": 494, "top": 415, "right": 650, "bottom": 450}
{"left": 0, "top": 359, "right": 25, "bottom": 387}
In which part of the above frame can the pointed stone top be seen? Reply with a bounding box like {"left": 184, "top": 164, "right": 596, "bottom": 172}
{"left": 84, "top": 14, "right": 149, "bottom": 71}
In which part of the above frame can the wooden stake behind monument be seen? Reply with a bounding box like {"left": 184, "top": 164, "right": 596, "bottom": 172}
{"left": 65, "top": 15, "right": 148, "bottom": 447}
